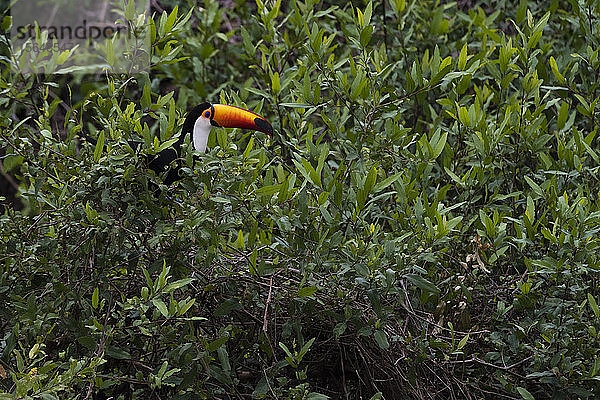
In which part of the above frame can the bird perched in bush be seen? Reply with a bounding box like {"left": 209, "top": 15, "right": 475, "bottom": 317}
{"left": 149, "top": 102, "right": 272, "bottom": 184}
{"left": 83, "top": 102, "right": 272, "bottom": 185}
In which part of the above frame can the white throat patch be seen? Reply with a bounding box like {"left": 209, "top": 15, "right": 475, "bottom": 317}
{"left": 193, "top": 117, "right": 212, "bottom": 152}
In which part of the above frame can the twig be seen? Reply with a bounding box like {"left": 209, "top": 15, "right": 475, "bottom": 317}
{"left": 339, "top": 342, "right": 349, "bottom": 400}
{"left": 442, "top": 356, "right": 530, "bottom": 380}
{"left": 83, "top": 294, "right": 114, "bottom": 400}
{"left": 263, "top": 275, "right": 274, "bottom": 333}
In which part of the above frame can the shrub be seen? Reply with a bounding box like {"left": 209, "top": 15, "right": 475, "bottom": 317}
{"left": 1, "top": 0, "right": 600, "bottom": 399}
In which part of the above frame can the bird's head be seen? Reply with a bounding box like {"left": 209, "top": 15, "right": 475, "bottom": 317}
{"left": 182, "top": 102, "right": 272, "bottom": 152}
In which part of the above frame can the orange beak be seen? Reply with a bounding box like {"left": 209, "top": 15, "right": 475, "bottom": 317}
{"left": 211, "top": 104, "right": 273, "bottom": 136}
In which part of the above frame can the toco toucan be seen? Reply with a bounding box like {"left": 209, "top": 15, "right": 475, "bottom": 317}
{"left": 148, "top": 102, "right": 273, "bottom": 184}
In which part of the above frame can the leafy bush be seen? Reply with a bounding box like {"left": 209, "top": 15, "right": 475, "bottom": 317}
{"left": 2, "top": 0, "right": 600, "bottom": 399}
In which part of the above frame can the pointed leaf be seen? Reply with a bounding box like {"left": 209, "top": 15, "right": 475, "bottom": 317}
{"left": 93, "top": 131, "right": 105, "bottom": 162}
{"left": 588, "top": 293, "right": 600, "bottom": 318}
{"left": 458, "top": 43, "right": 468, "bottom": 71}
{"left": 516, "top": 387, "right": 535, "bottom": 400}
{"left": 374, "top": 330, "right": 389, "bottom": 349}
{"left": 152, "top": 298, "right": 169, "bottom": 318}
{"left": 404, "top": 273, "right": 440, "bottom": 294}
{"left": 92, "top": 288, "right": 99, "bottom": 309}
{"left": 373, "top": 172, "right": 402, "bottom": 193}
{"left": 457, "top": 333, "right": 469, "bottom": 350}
{"left": 364, "top": 166, "right": 377, "bottom": 195}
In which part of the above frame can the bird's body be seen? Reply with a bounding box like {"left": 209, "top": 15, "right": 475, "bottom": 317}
{"left": 149, "top": 102, "right": 272, "bottom": 184}
{"left": 81, "top": 102, "right": 272, "bottom": 186}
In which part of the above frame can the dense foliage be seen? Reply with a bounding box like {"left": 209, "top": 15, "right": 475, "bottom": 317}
{"left": 2, "top": 0, "right": 600, "bottom": 398}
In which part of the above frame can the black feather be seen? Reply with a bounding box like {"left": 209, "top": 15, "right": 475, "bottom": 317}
{"left": 147, "top": 102, "right": 211, "bottom": 185}
{"left": 80, "top": 102, "right": 212, "bottom": 186}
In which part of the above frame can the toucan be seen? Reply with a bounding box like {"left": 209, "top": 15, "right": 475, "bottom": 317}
{"left": 147, "top": 102, "right": 273, "bottom": 184}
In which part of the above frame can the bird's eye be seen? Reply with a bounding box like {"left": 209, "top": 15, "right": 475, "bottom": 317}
{"left": 204, "top": 111, "right": 210, "bottom": 118}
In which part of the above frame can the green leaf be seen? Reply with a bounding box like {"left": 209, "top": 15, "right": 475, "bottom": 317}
{"left": 142, "top": 268, "right": 153, "bottom": 289}
{"left": 154, "top": 138, "right": 177, "bottom": 154}
{"left": 163, "top": 278, "right": 193, "bottom": 293}
{"left": 277, "top": 178, "right": 290, "bottom": 203}
{"left": 574, "top": 93, "right": 590, "bottom": 114}
{"left": 373, "top": 330, "right": 389, "bottom": 349}
{"left": 210, "top": 196, "right": 231, "bottom": 204}
{"left": 243, "top": 137, "right": 254, "bottom": 159}
{"left": 516, "top": 0, "right": 527, "bottom": 24}
{"left": 1, "top": 15, "right": 11, "bottom": 31}
{"left": 207, "top": 335, "right": 229, "bottom": 352}
{"left": 516, "top": 386, "right": 535, "bottom": 400}
{"left": 240, "top": 26, "right": 256, "bottom": 57}
{"left": 125, "top": 0, "right": 136, "bottom": 20}
{"left": 298, "top": 337, "right": 315, "bottom": 360}
{"left": 527, "top": 30, "right": 543, "bottom": 50}
{"left": 364, "top": 166, "right": 377, "bottom": 195}
{"left": 271, "top": 71, "right": 281, "bottom": 95}
{"left": 549, "top": 56, "right": 565, "bottom": 84}
{"left": 280, "top": 102, "right": 312, "bottom": 109}
{"left": 235, "top": 229, "right": 245, "bottom": 249}
{"left": 165, "top": 5, "right": 178, "bottom": 33}
{"left": 431, "top": 131, "right": 447, "bottom": 159}
{"left": 279, "top": 341, "right": 293, "bottom": 358}
{"left": 141, "top": 82, "right": 151, "bottom": 110}
{"left": 447, "top": 216, "right": 463, "bottom": 232}
{"left": 92, "top": 288, "right": 99, "bottom": 309}
{"left": 316, "top": 143, "right": 329, "bottom": 176}
{"left": 300, "top": 158, "right": 321, "bottom": 187}
{"left": 306, "top": 393, "right": 329, "bottom": 400}
{"left": 3, "top": 154, "right": 24, "bottom": 172}
{"left": 363, "top": 1, "right": 373, "bottom": 26}
{"left": 256, "top": 184, "right": 282, "bottom": 196}
{"left": 356, "top": 8, "right": 364, "bottom": 28}
{"left": 581, "top": 134, "right": 600, "bottom": 164}
{"left": 350, "top": 68, "right": 366, "bottom": 99}
{"left": 445, "top": 166, "right": 465, "bottom": 187}
{"left": 430, "top": 58, "right": 452, "bottom": 85}
{"left": 394, "top": 0, "right": 405, "bottom": 13}
{"left": 524, "top": 176, "right": 543, "bottom": 198}
{"left": 57, "top": 49, "right": 71, "bottom": 65}
{"left": 458, "top": 43, "right": 468, "bottom": 71}
{"left": 267, "top": 0, "right": 282, "bottom": 24}
{"left": 458, "top": 106, "right": 470, "bottom": 127}
{"left": 106, "top": 346, "right": 131, "bottom": 360}
{"left": 404, "top": 273, "right": 440, "bottom": 294}
{"left": 29, "top": 343, "right": 40, "bottom": 359}
{"left": 302, "top": 70, "right": 312, "bottom": 102}
{"left": 360, "top": 25, "right": 373, "bottom": 47}
{"left": 106, "top": 38, "right": 115, "bottom": 67}
{"left": 588, "top": 293, "right": 600, "bottom": 318}
{"left": 85, "top": 201, "right": 98, "bottom": 223}
{"left": 297, "top": 286, "right": 318, "bottom": 297}
{"left": 15, "top": 350, "right": 24, "bottom": 372}
{"left": 152, "top": 298, "right": 169, "bottom": 318}
{"left": 557, "top": 102, "right": 569, "bottom": 130}
{"left": 333, "top": 323, "right": 347, "bottom": 339}
{"left": 533, "top": 11, "right": 550, "bottom": 35}
{"left": 94, "top": 130, "right": 105, "bottom": 162}
{"left": 456, "top": 333, "right": 469, "bottom": 350}
{"left": 373, "top": 172, "right": 402, "bottom": 193}
{"left": 526, "top": 195, "right": 535, "bottom": 223}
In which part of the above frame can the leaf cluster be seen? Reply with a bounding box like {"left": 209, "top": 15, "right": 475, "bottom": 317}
{"left": 2, "top": 0, "right": 600, "bottom": 399}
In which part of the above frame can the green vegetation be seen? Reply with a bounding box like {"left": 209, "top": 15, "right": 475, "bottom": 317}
{"left": 2, "top": 0, "right": 600, "bottom": 398}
